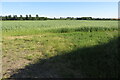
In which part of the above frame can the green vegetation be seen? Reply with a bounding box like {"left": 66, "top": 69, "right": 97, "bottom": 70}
{"left": 2, "top": 20, "right": 119, "bottom": 78}
{"left": 1, "top": 15, "right": 118, "bottom": 20}
{"left": 2, "top": 20, "right": 118, "bottom": 36}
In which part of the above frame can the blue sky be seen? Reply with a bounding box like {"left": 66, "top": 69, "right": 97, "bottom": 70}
{"left": 2, "top": 2, "right": 118, "bottom": 18}
{"left": 1, "top": 0, "right": 119, "bottom": 2}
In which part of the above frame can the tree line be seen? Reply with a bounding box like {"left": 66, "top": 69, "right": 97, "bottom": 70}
{"left": 1, "top": 15, "right": 118, "bottom": 20}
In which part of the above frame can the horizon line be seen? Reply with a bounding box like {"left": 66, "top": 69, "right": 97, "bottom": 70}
{"left": 1, "top": 15, "right": 118, "bottom": 19}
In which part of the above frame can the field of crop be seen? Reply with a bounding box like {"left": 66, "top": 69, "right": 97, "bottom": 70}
{"left": 2, "top": 20, "right": 119, "bottom": 78}
{"left": 2, "top": 20, "right": 118, "bottom": 36}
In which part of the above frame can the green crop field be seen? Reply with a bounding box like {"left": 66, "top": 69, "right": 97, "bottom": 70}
{"left": 2, "top": 20, "right": 118, "bottom": 36}
{"left": 2, "top": 20, "right": 119, "bottom": 78}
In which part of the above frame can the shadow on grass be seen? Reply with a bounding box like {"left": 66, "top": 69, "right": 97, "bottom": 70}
{"left": 9, "top": 37, "right": 119, "bottom": 78}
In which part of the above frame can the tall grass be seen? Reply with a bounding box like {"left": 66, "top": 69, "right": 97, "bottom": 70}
{"left": 2, "top": 20, "right": 118, "bottom": 36}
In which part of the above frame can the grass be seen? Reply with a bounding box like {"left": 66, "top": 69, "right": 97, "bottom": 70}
{"left": 2, "top": 20, "right": 118, "bottom": 36}
{"left": 2, "top": 20, "right": 119, "bottom": 78}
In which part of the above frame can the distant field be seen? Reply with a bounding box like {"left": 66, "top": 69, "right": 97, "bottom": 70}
{"left": 2, "top": 20, "right": 118, "bottom": 36}
{"left": 2, "top": 20, "right": 119, "bottom": 78}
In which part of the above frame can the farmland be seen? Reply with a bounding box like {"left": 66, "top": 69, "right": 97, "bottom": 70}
{"left": 2, "top": 20, "right": 119, "bottom": 78}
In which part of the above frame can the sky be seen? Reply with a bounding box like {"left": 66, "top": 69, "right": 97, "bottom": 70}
{"left": 1, "top": 2, "right": 118, "bottom": 18}
{"left": 1, "top": 0, "right": 119, "bottom": 2}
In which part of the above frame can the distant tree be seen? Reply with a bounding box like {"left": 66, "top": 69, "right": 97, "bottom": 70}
{"left": 60, "top": 17, "right": 63, "bottom": 20}
{"left": 25, "top": 15, "right": 29, "bottom": 20}
{"left": 81, "top": 17, "right": 87, "bottom": 20}
{"left": 44, "top": 17, "right": 47, "bottom": 20}
{"left": 31, "top": 17, "right": 35, "bottom": 20}
{"left": 76, "top": 17, "right": 82, "bottom": 20}
{"left": 77, "top": 17, "right": 92, "bottom": 20}
{"left": 95, "top": 18, "right": 101, "bottom": 20}
{"left": 72, "top": 17, "right": 74, "bottom": 20}
{"left": 13, "top": 15, "right": 17, "bottom": 20}
{"left": 5, "top": 16, "right": 8, "bottom": 20}
{"left": 39, "top": 17, "right": 44, "bottom": 20}
{"left": 2, "top": 15, "right": 116, "bottom": 20}
{"left": 54, "top": 17, "right": 56, "bottom": 20}
{"left": 8, "top": 15, "right": 12, "bottom": 20}
{"left": 29, "top": 14, "right": 32, "bottom": 20}
{"left": 36, "top": 14, "right": 39, "bottom": 20}
{"left": 66, "top": 17, "right": 71, "bottom": 20}
{"left": 20, "top": 15, "right": 23, "bottom": 20}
